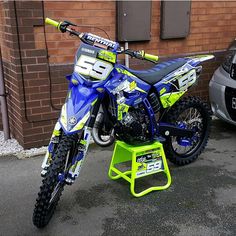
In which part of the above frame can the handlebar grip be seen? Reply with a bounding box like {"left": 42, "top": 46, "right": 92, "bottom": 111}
{"left": 142, "top": 51, "right": 159, "bottom": 63}
{"left": 45, "top": 18, "right": 60, "bottom": 29}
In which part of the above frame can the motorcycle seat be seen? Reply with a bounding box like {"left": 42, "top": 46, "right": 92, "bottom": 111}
{"left": 125, "top": 58, "right": 187, "bottom": 85}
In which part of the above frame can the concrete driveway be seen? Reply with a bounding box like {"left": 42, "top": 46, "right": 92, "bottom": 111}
{"left": 0, "top": 119, "right": 235, "bottom": 236}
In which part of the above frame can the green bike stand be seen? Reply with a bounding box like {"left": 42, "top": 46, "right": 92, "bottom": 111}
{"left": 108, "top": 140, "right": 172, "bottom": 197}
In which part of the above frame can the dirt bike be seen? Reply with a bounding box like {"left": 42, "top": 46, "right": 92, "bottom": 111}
{"left": 33, "top": 18, "right": 213, "bottom": 228}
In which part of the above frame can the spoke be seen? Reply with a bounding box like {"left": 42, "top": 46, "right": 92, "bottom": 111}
{"left": 64, "top": 151, "right": 70, "bottom": 172}
{"left": 188, "top": 108, "right": 193, "bottom": 121}
{"left": 183, "top": 110, "right": 190, "bottom": 122}
{"left": 195, "top": 110, "right": 200, "bottom": 120}
{"left": 193, "top": 108, "right": 197, "bottom": 119}
{"left": 49, "top": 182, "right": 61, "bottom": 204}
{"left": 189, "top": 108, "right": 193, "bottom": 121}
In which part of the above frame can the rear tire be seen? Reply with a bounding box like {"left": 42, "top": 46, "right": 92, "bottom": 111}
{"left": 32, "top": 134, "right": 77, "bottom": 228}
{"left": 164, "top": 96, "right": 212, "bottom": 166}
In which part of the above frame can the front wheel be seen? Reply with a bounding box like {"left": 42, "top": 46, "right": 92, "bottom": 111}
{"left": 32, "top": 133, "right": 78, "bottom": 228}
{"left": 164, "top": 96, "right": 212, "bottom": 166}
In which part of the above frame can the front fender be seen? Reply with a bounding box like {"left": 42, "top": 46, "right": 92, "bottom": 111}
{"left": 59, "top": 82, "right": 99, "bottom": 134}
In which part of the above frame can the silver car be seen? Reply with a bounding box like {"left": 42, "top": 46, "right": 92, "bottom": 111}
{"left": 209, "top": 40, "right": 236, "bottom": 125}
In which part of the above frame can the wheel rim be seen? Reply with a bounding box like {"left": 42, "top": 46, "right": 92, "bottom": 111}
{"left": 171, "top": 107, "right": 205, "bottom": 156}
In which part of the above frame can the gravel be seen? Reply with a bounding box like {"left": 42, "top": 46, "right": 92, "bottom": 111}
{"left": 0, "top": 131, "right": 47, "bottom": 159}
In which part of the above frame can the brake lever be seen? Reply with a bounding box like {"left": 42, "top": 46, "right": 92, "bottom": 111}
{"left": 123, "top": 49, "right": 135, "bottom": 57}
{"left": 59, "top": 21, "right": 78, "bottom": 33}
{"left": 63, "top": 20, "right": 77, "bottom": 27}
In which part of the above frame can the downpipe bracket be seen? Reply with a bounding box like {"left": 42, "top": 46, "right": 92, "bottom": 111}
{"left": 0, "top": 92, "right": 8, "bottom": 97}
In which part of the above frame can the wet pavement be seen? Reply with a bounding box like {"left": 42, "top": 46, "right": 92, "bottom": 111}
{"left": 0, "top": 119, "right": 235, "bottom": 236}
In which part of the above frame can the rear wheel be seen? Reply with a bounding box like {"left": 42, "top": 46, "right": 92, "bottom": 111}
{"left": 32, "top": 133, "right": 78, "bottom": 228}
{"left": 164, "top": 96, "right": 212, "bottom": 165}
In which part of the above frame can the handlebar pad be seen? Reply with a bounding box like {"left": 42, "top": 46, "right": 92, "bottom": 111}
{"left": 45, "top": 18, "right": 61, "bottom": 29}
{"left": 143, "top": 53, "right": 159, "bottom": 63}
{"left": 140, "top": 50, "right": 159, "bottom": 63}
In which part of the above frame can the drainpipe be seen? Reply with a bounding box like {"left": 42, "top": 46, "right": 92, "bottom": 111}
{"left": 0, "top": 47, "right": 10, "bottom": 140}
{"left": 125, "top": 41, "right": 129, "bottom": 68}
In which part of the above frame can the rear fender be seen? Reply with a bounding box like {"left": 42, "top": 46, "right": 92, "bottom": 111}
{"left": 155, "top": 55, "right": 214, "bottom": 108}
{"left": 185, "top": 54, "right": 214, "bottom": 67}
{"left": 59, "top": 82, "right": 99, "bottom": 134}
{"left": 155, "top": 63, "right": 197, "bottom": 108}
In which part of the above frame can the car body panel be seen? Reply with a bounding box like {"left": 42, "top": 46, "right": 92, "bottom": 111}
{"left": 209, "top": 66, "right": 236, "bottom": 126}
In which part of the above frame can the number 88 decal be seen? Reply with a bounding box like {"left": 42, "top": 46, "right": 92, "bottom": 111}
{"left": 75, "top": 55, "right": 113, "bottom": 81}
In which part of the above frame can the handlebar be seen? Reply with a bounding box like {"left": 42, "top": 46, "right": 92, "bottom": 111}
{"left": 45, "top": 18, "right": 159, "bottom": 63}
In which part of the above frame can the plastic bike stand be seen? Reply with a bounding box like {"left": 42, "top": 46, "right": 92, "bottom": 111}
{"left": 108, "top": 140, "right": 172, "bottom": 197}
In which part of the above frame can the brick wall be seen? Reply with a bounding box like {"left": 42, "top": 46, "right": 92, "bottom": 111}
{"left": 44, "top": 1, "right": 116, "bottom": 64}
{"left": 44, "top": 1, "right": 236, "bottom": 63}
{"left": 0, "top": 105, "right": 2, "bottom": 130}
{"left": 0, "top": 1, "right": 4, "bottom": 131}
{"left": 0, "top": 1, "right": 235, "bottom": 147}
{"left": 0, "top": 1, "right": 23, "bottom": 139}
{"left": 0, "top": 2, "right": 2, "bottom": 130}
{"left": 0, "top": 1, "right": 58, "bottom": 147}
{"left": 43, "top": 0, "right": 233, "bottom": 102}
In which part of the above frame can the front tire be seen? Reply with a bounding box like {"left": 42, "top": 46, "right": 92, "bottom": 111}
{"left": 164, "top": 96, "right": 212, "bottom": 166}
{"left": 33, "top": 134, "right": 77, "bottom": 228}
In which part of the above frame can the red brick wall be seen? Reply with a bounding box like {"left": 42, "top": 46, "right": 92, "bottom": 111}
{"left": 42, "top": 1, "right": 233, "bottom": 101}
{"left": 0, "top": 0, "right": 235, "bottom": 148}
{"left": 43, "top": 0, "right": 233, "bottom": 102}
{"left": 0, "top": 1, "right": 24, "bottom": 140}
{"left": 0, "top": 105, "right": 2, "bottom": 130}
{"left": 43, "top": 1, "right": 236, "bottom": 63}
{"left": 0, "top": 1, "right": 59, "bottom": 147}
{"left": 0, "top": 2, "right": 4, "bottom": 131}
{"left": 44, "top": 1, "right": 116, "bottom": 64}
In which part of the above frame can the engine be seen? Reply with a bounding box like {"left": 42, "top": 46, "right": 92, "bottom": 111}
{"left": 115, "top": 107, "right": 151, "bottom": 145}
{"left": 113, "top": 92, "right": 161, "bottom": 145}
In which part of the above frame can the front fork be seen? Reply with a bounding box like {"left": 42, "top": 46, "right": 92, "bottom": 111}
{"left": 41, "top": 121, "right": 61, "bottom": 176}
{"left": 66, "top": 126, "right": 92, "bottom": 184}
{"left": 41, "top": 122, "right": 92, "bottom": 184}
{"left": 66, "top": 97, "right": 101, "bottom": 183}
{"left": 41, "top": 98, "right": 101, "bottom": 183}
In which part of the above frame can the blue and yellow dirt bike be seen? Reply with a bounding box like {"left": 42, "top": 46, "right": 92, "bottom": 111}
{"left": 33, "top": 18, "right": 213, "bottom": 228}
